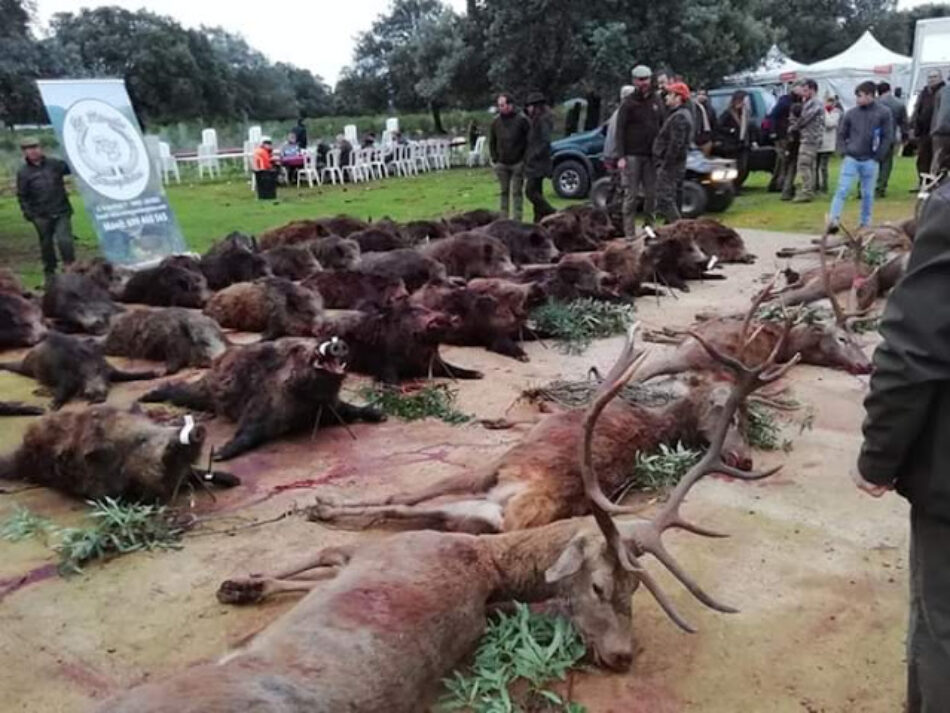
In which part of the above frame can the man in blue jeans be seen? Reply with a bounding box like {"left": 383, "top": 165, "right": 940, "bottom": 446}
{"left": 828, "top": 81, "right": 894, "bottom": 230}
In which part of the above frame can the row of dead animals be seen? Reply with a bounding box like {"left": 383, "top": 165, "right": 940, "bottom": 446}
{"left": 90, "top": 319, "right": 802, "bottom": 712}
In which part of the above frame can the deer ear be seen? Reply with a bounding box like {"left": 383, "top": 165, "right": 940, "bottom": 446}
{"left": 545, "top": 538, "right": 586, "bottom": 583}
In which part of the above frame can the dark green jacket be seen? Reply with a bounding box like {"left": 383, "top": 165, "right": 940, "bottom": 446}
{"left": 489, "top": 112, "right": 530, "bottom": 165}
{"left": 653, "top": 104, "right": 694, "bottom": 170}
{"left": 859, "top": 178, "right": 950, "bottom": 522}
{"left": 16, "top": 157, "right": 72, "bottom": 220}
{"left": 524, "top": 109, "right": 554, "bottom": 179}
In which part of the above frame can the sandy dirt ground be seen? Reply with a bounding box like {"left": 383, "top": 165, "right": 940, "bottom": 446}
{"left": 0, "top": 228, "right": 909, "bottom": 713}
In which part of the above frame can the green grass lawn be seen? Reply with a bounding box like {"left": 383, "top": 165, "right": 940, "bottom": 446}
{"left": 0, "top": 155, "right": 919, "bottom": 286}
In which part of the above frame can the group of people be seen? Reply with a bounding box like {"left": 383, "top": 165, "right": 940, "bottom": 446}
{"left": 488, "top": 92, "right": 557, "bottom": 223}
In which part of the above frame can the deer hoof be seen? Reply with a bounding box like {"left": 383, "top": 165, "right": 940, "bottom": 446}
{"left": 217, "top": 578, "right": 267, "bottom": 605}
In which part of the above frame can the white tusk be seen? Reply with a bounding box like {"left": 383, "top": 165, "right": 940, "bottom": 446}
{"left": 707, "top": 255, "right": 719, "bottom": 271}
{"left": 179, "top": 414, "right": 196, "bottom": 445}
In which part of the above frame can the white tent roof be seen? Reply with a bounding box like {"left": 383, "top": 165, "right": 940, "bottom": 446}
{"left": 806, "top": 30, "right": 910, "bottom": 74}
{"left": 724, "top": 45, "right": 805, "bottom": 85}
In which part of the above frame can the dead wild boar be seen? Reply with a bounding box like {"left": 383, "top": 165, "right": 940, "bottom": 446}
{"left": 444, "top": 209, "right": 502, "bottom": 233}
{"left": 313, "top": 301, "right": 483, "bottom": 383}
{"left": 401, "top": 219, "right": 451, "bottom": 244}
{"left": 302, "top": 271, "right": 408, "bottom": 311}
{"left": 201, "top": 233, "right": 271, "bottom": 289}
{"left": 263, "top": 244, "right": 323, "bottom": 281}
{"left": 105, "top": 308, "right": 229, "bottom": 373}
{"left": 42, "top": 272, "right": 124, "bottom": 334}
{"left": 315, "top": 215, "right": 370, "bottom": 237}
{"left": 66, "top": 258, "right": 133, "bottom": 298}
{"left": 141, "top": 338, "right": 384, "bottom": 460}
{"left": 481, "top": 220, "right": 560, "bottom": 265}
{"left": 204, "top": 277, "right": 323, "bottom": 339}
{"left": 358, "top": 249, "right": 447, "bottom": 292}
{"left": 259, "top": 220, "right": 332, "bottom": 250}
{"left": 656, "top": 219, "right": 755, "bottom": 264}
{"left": 308, "top": 236, "right": 361, "bottom": 271}
{"left": 0, "top": 406, "right": 213, "bottom": 501}
{"left": 519, "top": 256, "right": 620, "bottom": 302}
{"left": 348, "top": 227, "right": 407, "bottom": 253}
{"left": 121, "top": 263, "right": 211, "bottom": 308}
{"left": 412, "top": 279, "right": 533, "bottom": 361}
{"left": 424, "top": 233, "right": 516, "bottom": 279}
{"left": 539, "top": 212, "right": 601, "bottom": 253}
{"left": 0, "top": 289, "right": 46, "bottom": 349}
{"left": 0, "top": 332, "right": 160, "bottom": 409}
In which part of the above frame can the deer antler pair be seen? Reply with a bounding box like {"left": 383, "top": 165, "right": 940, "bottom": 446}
{"left": 579, "top": 319, "right": 800, "bottom": 632}
{"left": 819, "top": 225, "right": 874, "bottom": 329}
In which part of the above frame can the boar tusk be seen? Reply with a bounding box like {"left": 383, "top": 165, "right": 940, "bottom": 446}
{"left": 179, "top": 414, "right": 196, "bottom": 445}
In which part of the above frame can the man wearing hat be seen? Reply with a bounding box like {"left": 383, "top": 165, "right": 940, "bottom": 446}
{"left": 616, "top": 64, "right": 666, "bottom": 235}
{"left": 16, "top": 137, "right": 75, "bottom": 278}
{"left": 523, "top": 92, "right": 557, "bottom": 222}
{"left": 653, "top": 82, "right": 695, "bottom": 223}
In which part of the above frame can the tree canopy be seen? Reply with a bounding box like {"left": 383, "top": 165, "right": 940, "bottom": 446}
{"left": 2, "top": 0, "right": 948, "bottom": 128}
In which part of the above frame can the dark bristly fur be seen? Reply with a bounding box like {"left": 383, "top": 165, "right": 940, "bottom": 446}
{"left": 42, "top": 272, "right": 124, "bottom": 334}
{"left": 105, "top": 308, "right": 229, "bottom": 373}
{"left": 358, "top": 249, "right": 446, "bottom": 292}
{"left": 302, "top": 271, "right": 408, "bottom": 311}
{"left": 204, "top": 277, "right": 323, "bottom": 338}
{"left": 121, "top": 264, "right": 210, "bottom": 308}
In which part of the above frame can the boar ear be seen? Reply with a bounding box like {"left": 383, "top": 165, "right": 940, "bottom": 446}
{"left": 545, "top": 537, "right": 587, "bottom": 583}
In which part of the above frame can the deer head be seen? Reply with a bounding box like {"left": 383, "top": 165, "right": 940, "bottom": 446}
{"left": 547, "top": 321, "right": 798, "bottom": 662}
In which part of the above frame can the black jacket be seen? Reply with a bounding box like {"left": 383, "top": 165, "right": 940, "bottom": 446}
{"left": 837, "top": 101, "right": 893, "bottom": 163}
{"left": 912, "top": 82, "right": 945, "bottom": 137}
{"left": 859, "top": 178, "right": 950, "bottom": 522}
{"left": 524, "top": 109, "right": 554, "bottom": 178}
{"left": 489, "top": 112, "right": 530, "bottom": 165}
{"left": 654, "top": 105, "right": 694, "bottom": 169}
{"left": 616, "top": 89, "right": 666, "bottom": 157}
{"left": 16, "top": 157, "right": 72, "bottom": 220}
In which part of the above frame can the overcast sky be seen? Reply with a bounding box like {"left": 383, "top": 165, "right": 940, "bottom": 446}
{"left": 33, "top": 0, "right": 931, "bottom": 86}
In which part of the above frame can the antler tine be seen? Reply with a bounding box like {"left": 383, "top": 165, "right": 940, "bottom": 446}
{"left": 819, "top": 231, "right": 849, "bottom": 328}
{"left": 630, "top": 563, "right": 697, "bottom": 633}
{"left": 740, "top": 271, "right": 781, "bottom": 355}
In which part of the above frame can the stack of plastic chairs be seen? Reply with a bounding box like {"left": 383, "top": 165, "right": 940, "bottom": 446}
{"left": 158, "top": 141, "right": 181, "bottom": 184}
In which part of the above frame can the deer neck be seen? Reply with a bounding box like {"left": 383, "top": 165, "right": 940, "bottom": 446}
{"left": 482, "top": 519, "right": 585, "bottom": 603}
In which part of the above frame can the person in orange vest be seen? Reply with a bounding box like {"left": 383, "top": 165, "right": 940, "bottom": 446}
{"left": 253, "top": 137, "right": 279, "bottom": 199}
{"left": 253, "top": 137, "right": 275, "bottom": 170}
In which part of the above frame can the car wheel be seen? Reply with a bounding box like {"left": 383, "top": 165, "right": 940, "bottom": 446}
{"left": 706, "top": 185, "right": 735, "bottom": 213}
{"left": 553, "top": 159, "right": 591, "bottom": 199}
{"left": 680, "top": 181, "right": 708, "bottom": 219}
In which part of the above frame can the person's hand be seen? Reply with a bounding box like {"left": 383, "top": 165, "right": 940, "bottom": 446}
{"left": 617, "top": 157, "right": 627, "bottom": 170}
{"left": 851, "top": 467, "right": 892, "bottom": 498}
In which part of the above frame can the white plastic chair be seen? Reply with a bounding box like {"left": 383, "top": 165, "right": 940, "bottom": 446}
{"left": 398, "top": 144, "right": 416, "bottom": 176}
{"left": 355, "top": 148, "right": 376, "bottom": 181}
{"left": 197, "top": 142, "right": 218, "bottom": 179}
{"left": 343, "top": 149, "right": 363, "bottom": 183}
{"left": 468, "top": 136, "right": 486, "bottom": 167}
{"left": 322, "top": 149, "right": 344, "bottom": 185}
{"left": 371, "top": 147, "right": 387, "bottom": 179}
{"left": 410, "top": 142, "right": 430, "bottom": 173}
{"left": 158, "top": 141, "right": 180, "bottom": 184}
{"left": 248, "top": 126, "right": 262, "bottom": 145}
{"left": 296, "top": 148, "right": 321, "bottom": 188}
{"left": 201, "top": 129, "right": 220, "bottom": 173}
{"left": 242, "top": 140, "right": 255, "bottom": 173}
{"left": 441, "top": 139, "right": 454, "bottom": 169}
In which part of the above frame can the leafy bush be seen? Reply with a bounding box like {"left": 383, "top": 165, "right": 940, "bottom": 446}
{"left": 358, "top": 383, "right": 471, "bottom": 424}
{"left": 529, "top": 299, "right": 636, "bottom": 355}
{"left": 0, "top": 505, "right": 54, "bottom": 542}
{"left": 440, "top": 603, "right": 587, "bottom": 713}
{"left": 745, "top": 402, "right": 783, "bottom": 451}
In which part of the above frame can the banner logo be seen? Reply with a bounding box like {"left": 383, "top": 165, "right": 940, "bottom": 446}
{"left": 62, "top": 99, "right": 149, "bottom": 201}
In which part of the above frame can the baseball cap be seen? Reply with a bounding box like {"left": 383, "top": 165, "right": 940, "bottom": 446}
{"left": 261, "top": 136, "right": 273, "bottom": 144}
{"left": 19, "top": 136, "right": 40, "bottom": 148}
{"left": 631, "top": 65, "right": 653, "bottom": 79}
{"left": 667, "top": 82, "right": 691, "bottom": 101}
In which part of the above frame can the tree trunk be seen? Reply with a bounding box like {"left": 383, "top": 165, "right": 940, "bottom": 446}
{"left": 431, "top": 102, "right": 446, "bottom": 135}
{"left": 583, "top": 92, "right": 602, "bottom": 131}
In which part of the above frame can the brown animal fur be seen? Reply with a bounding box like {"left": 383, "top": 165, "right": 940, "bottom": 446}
{"left": 258, "top": 220, "right": 332, "bottom": 249}
{"left": 263, "top": 244, "right": 323, "bottom": 280}
{"left": 204, "top": 278, "right": 323, "bottom": 338}
{"left": 423, "top": 232, "right": 516, "bottom": 279}
{"left": 105, "top": 308, "right": 229, "bottom": 373}
{"left": 302, "top": 271, "right": 408, "bottom": 310}
{"left": 657, "top": 219, "right": 755, "bottom": 264}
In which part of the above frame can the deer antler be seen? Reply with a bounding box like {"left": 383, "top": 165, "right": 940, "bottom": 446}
{"left": 818, "top": 229, "right": 872, "bottom": 329}
{"left": 578, "top": 317, "right": 801, "bottom": 633}
{"left": 740, "top": 271, "right": 781, "bottom": 359}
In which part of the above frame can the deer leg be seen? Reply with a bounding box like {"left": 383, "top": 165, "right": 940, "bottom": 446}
{"left": 324, "top": 469, "right": 498, "bottom": 508}
{"left": 308, "top": 497, "right": 504, "bottom": 533}
{"left": 217, "top": 545, "right": 355, "bottom": 605}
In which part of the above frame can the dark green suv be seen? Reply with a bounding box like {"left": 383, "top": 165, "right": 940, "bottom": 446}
{"left": 550, "top": 124, "right": 737, "bottom": 217}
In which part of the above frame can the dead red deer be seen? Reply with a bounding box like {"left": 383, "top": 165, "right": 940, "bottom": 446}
{"left": 775, "top": 219, "right": 913, "bottom": 258}
{"left": 639, "top": 271, "right": 872, "bottom": 378}
{"left": 94, "top": 327, "right": 791, "bottom": 713}
{"left": 308, "top": 372, "right": 753, "bottom": 532}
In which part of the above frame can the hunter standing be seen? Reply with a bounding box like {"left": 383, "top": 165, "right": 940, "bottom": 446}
{"left": 856, "top": 175, "right": 950, "bottom": 713}
{"left": 523, "top": 92, "right": 557, "bottom": 223}
{"left": 876, "top": 81, "right": 908, "bottom": 197}
{"left": 791, "top": 79, "right": 823, "bottom": 203}
{"left": 489, "top": 93, "right": 530, "bottom": 221}
{"left": 616, "top": 65, "right": 666, "bottom": 235}
{"left": 16, "top": 136, "right": 75, "bottom": 279}
{"left": 910, "top": 70, "right": 945, "bottom": 188}
{"left": 653, "top": 82, "right": 694, "bottom": 223}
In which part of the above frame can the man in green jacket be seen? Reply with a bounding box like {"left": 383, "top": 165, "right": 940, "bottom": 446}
{"left": 523, "top": 92, "right": 556, "bottom": 223}
{"left": 856, "top": 176, "right": 950, "bottom": 712}
{"left": 489, "top": 93, "right": 530, "bottom": 220}
{"left": 16, "top": 136, "right": 75, "bottom": 279}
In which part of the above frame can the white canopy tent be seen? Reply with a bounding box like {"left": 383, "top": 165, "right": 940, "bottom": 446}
{"left": 805, "top": 30, "right": 911, "bottom": 106}
{"left": 724, "top": 44, "right": 805, "bottom": 86}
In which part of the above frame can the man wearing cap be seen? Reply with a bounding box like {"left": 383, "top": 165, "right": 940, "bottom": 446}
{"left": 523, "top": 92, "right": 557, "bottom": 222}
{"left": 253, "top": 137, "right": 275, "bottom": 171}
{"left": 616, "top": 65, "right": 666, "bottom": 235}
{"left": 653, "top": 82, "right": 695, "bottom": 223}
{"left": 16, "top": 137, "right": 75, "bottom": 279}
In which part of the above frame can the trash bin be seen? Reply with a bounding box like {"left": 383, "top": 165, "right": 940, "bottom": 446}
{"left": 255, "top": 170, "right": 277, "bottom": 200}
